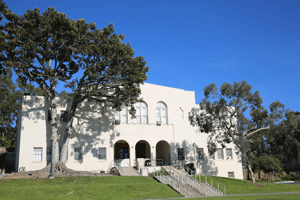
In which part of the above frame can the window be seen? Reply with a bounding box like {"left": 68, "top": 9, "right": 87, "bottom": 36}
{"left": 33, "top": 147, "right": 42, "bottom": 161}
{"left": 178, "top": 148, "right": 185, "bottom": 160}
{"left": 47, "top": 147, "right": 51, "bottom": 162}
{"left": 135, "top": 102, "right": 148, "bottom": 124}
{"left": 98, "top": 148, "right": 106, "bottom": 160}
{"left": 60, "top": 111, "right": 68, "bottom": 122}
{"left": 209, "top": 152, "right": 215, "bottom": 160}
{"left": 197, "top": 148, "right": 204, "bottom": 160}
{"left": 119, "top": 148, "right": 129, "bottom": 159}
{"left": 226, "top": 148, "right": 233, "bottom": 160}
{"left": 217, "top": 148, "right": 224, "bottom": 159}
{"left": 74, "top": 147, "right": 82, "bottom": 160}
{"left": 228, "top": 172, "right": 234, "bottom": 178}
{"left": 156, "top": 102, "right": 167, "bottom": 124}
{"left": 48, "top": 110, "right": 52, "bottom": 122}
{"left": 115, "top": 104, "right": 127, "bottom": 124}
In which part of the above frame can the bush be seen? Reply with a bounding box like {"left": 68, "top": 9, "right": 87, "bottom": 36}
{"left": 281, "top": 175, "right": 292, "bottom": 180}
{"left": 281, "top": 174, "right": 300, "bottom": 181}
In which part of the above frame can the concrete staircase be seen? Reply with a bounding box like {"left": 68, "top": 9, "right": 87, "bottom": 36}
{"left": 154, "top": 166, "right": 224, "bottom": 197}
{"left": 119, "top": 166, "right": 140, "bottom": 176}
{"left": 154, "top": 175, "right": 202, "bottom": 197}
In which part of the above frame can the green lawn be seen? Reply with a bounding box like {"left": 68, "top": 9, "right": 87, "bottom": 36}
{"left": 189, "top": 194, "right": 300, "bottom": 200}
{"left": 1, "top": 175, "right": 300, "bottom": 200}
{"left": 0, "top": 176, "right": 182, "bottom": 200}
{"left": 194, "top": 175, "right": 300, "bottom": 195}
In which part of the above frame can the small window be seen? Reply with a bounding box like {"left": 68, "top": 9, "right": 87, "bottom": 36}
{"left": 98, "top": 148, "right": 106, "bottom": 160}
{"left": 74, "top": 147, "right": 82, "bottom": 160}
{"left": 60, "top": 111, "right": 68, "bottom": 122}
{"left": 197, "top": 148, "right": 204, "bottom": 160}
{"left": 178, "top": 148, "right": 185, "bottom": 160}
{"left": 217, "top": 148, "right": 224, "bottom": 160}
{"left": 228, "top": 171, "right": 234, "bottom": 178}
{"left": 226, "top": 148, "right": 233, "bottom": 160}
{"left": 33, "top": 147, "right": 42, "bottom": 161}
{"left": 48, "top": 110, "right": 52, "bottom": 122}
{"left": 209, "top": 152, "right": 215, "bottom": 160}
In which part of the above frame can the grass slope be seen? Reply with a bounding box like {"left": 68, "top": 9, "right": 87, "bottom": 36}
{"left": 0, "top": 176, "right": 182, "bottom": 200}
{"left": 1, "top": 175, "right": 300, "bottom": 200}
{"left": 189, "top": 194, "right": 300, "bottom": 200}
{"left": 195, "top": 175, "right": 300, "bottom": 195}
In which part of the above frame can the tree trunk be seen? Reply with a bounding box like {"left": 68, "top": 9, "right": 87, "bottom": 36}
{"left": 50, "top": 98, "right": 59, "bottom": 164}
{"left": 59, "top": 99, "right": 77, "bottom": 164}
{"left": 247, "top": 163, "right": 256, "bottom": 183}
{"left": 59, "top": 119, "right": 72, "bottom": 164}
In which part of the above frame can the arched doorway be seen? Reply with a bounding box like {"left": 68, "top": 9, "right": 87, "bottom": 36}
{"left": 156, "top": 140, "right": 170, "bottom": 165}
{"left": 135, "top": 140, "right": 151, "bottom": 159}
{"left": 114, "top": 140, "right": 130, "bottom": 166}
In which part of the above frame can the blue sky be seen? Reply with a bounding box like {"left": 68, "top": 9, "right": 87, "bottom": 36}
{"left": 5, "top": 0, "right": 300, "bottom": 112}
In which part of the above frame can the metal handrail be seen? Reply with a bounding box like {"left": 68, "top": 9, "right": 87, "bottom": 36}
{"left": 194, "top": 174, "right": 226, "bottom": 195}
{"left": 114, "top": 160, "right": 123, "bottom": 175}
{"left": 153, "top": 169, "right": 192, "bottom": 197}
{"left": 135, "top": 159, "right": 142, "bottom": 175}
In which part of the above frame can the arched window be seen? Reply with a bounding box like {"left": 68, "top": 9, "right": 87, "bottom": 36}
{"left": 115, "top": 104, "right": 127, "bottom": 123}
{"left": 156, "top": 102, "right": 167, "bottom": 124}
{"left": 135, "top": 102, "right": 148, "bottom": 124}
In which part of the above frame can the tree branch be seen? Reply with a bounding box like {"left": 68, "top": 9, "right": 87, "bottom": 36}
{"left": 244, "top": 126, "right": 270, "bottom": 139}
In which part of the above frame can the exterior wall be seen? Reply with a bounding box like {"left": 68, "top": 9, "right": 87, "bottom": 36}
{"left": 16, "top": 83, "right": 243, "bottom": 179}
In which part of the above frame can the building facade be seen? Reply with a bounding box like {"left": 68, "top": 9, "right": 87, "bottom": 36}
{"left": 15, "top": 83, "right": 243, "bottom": 179}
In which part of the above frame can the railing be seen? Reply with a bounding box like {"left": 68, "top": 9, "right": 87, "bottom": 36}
{"left": 114, "top": 160, "right": 123, "bottom": 175}
{"left": 107, "top": 160, "right": 115, "bottom": 173}
{"left": 183, "top": 166, "right": 225, "bottom": 195}
{"left": 134, "top": 159, "right": 142, "bottom": 175}
{"left": 153, "top": 169, "right": 193, "bottom": 197}
{"left": 194, "top": 174, "right": 226, "bottom": 195}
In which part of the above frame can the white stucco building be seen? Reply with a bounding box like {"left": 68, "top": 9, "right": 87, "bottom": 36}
{"left": 15, "top": 83, "right": 243, "bottom": 179}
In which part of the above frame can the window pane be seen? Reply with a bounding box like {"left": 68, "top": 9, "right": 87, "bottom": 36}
{"left": 122, "top": 107, "right": 127, "bottom": 115}
{"left": 136, "top": 108, "right": 141, "bottom": 115}
{"left": 115, "top": 111, "right": 120, "bottom": 120}
{"left": 156, "top": 109, "right": 160, "bottom": 121}
{"left": 140, "top": 102, "right": 146, "bottom": 107}
{"left": 136, "top": 116, "right": 141, "bottom": 124}
{"left": 209, "top": 152, "right": 215, "bottom": 159}
{"left": 217, "top": 149, "right": 223, "bottom": 159}
{"left": 74, "top": 148, "right": 82, "bottom": 160}
{"left": 162, "top": 109, "right": 167, "bottom": 117}
{"left": 99, "top": 148, "right": 106, "bottom": 160}
{"left": 162, "top": 117, "right": 167, "bottom": 124}
{"left": 142, "top": 107, "right": 147, "bottom": 115}
{"left": 122, "top": 115, "right": 127, "bottom": 123}
{"left": 143, "top": 116, "right": 147, "bottom": 124}
{"left": 33, "top": 148, "right": 42, "bottom": 161}
{"left": 226, "top": 149, "right": 232, "bottom": 160}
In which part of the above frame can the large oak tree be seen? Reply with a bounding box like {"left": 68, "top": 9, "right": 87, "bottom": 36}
{"left": 2, "top": 2, "right": 148, "bottom": 171}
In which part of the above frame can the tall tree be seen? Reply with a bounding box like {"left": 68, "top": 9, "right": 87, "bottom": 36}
{"left": 0, "top": 68, "right": 22, "bottom": 148}
{"left": 2, "top": 5, "right": 79, "bottom": 164}
{"left": 2, "top": 3, "right": 149, "bottom": 169}
{"left": 59, "top": 22, "right": 148, "bottom": 164}
{"left": 0, "top": 0, "right": 7, "bottom": 75}
{"left": 189, "top": 81, "right": 284, "bottom": 183}
{"left": 267, "top": 110, "right": 300, "bottom": 172}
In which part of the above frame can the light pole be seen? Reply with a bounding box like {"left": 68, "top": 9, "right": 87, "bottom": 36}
{"left": 49, "top": 136, "right": 54, "bottom": 179}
